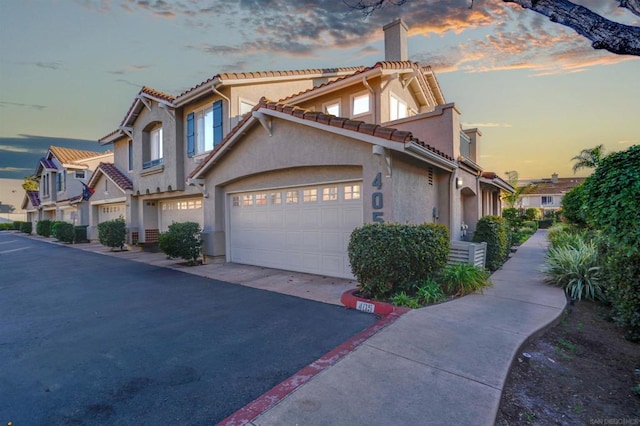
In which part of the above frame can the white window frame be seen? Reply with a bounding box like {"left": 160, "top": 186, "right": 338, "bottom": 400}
{"left": 323, "top": 99, "right": 341, "bottom": 117}
{"left": 351, "top": 91, "right": 370, "bottom": 118}
{"left": 390, "top": 93, "right": 408, "bottom": 121}
{"left": 344, "top": 184, "right": 361, "bottom": 200}
{"left": 74, "top": 170, "right": 86, "bottom": 179}
{"left": 194, "top": 106, "right": 214, "bottom": 155}
{"left": 150, "top": 127, "right": 163, "bottom": 161}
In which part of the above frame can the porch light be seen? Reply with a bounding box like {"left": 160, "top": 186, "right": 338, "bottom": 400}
{"left": 456, "top": 177, "right": 463, "bottom": 189}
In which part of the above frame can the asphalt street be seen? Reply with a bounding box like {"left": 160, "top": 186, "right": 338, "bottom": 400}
{"left": 0, "top": 233, "right": 376, "bottom": 425}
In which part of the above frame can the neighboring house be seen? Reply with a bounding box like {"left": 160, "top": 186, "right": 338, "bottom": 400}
{"left": 99, "top": 19, "right": 513, "bottom": 278}
{"left": 519, "top": 173, "right": 586, "bottom": 213}
{"left": 31, "top": 146, "right": 113, "bottom": 227}
{"left": 98, "top": 67, "right": 363, "bottom": 245}
{"left": 22, "top": 191, "right": 40, "bottom": 229}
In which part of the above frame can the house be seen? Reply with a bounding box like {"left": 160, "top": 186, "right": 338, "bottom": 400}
{"left": 519, "top": 173, "right": 586, "bottom": 213}
{"left": 29, "top": 146, "right": 113, "bottom": 229}
{"left": 98, "top": 67, "right": 365, "bottom": 245}
{"left": 85, "top": 162, "right": 133, "bottom": 239}
{"left": 184, "top": 19, "right": 513, "bottom": 278}
{"left": 98, "top": 19, "right": 513, "bottom": 279}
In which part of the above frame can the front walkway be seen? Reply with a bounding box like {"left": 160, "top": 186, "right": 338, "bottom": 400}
{"left": 243, "top": 230, "right": 566, "bottom": 425}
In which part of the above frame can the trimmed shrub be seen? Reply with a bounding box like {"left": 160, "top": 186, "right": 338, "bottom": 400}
{"left": 20, "top": 221, "right": 32, "bottom": 234}
{"left": 37, "top": 219, "right": 52, "bottom": 237}
{"left": 561, "top": 182, "right": 588, "bottom": 227}
{"left": 502, "top": 208, "right": 523, "bottom": 228}
{"left": 524, "top": 207, "right": 542, "bottom": 221}
{"left": 97, "top": 218, "right": 126, "bottom": 250}
{"left": 439, "top": 263, "right": 492, "bottom": 296}
{"left": 158, "top": 221, "right": 203, "bottom": 266}
{"left": 12, "top": 221, "right": 23, "bottom": 231}
{"left": 522, "top": 220, "right": 538, "bottom": 232}
{"left": 472, "top": 216, "right": 509, "bottom": 271}
{"left": 598, "top": 238, "right": 640, "bottom": 342}
{"left": 52, "top": 222, "right": 74, "bottom": 243}
{"left": 348, "top": 223, "right": 450, "bottom": 299}
{"left": 0, "top": 223, "right": 13, "bottom": 231}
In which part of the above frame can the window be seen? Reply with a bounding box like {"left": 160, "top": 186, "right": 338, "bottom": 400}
{"left": 344, "top": 184, "right": 361, "bottom": 200}
{"left": 323, "top": 100, "right": 340, "bottom": 116}
{"left": 351, "top": 92, "right": 370, "bottom": 116}
{"left": 323, "top": 187, "right": 338, "bottom": 201}
{"left": 75, "top": 170, "right": 86, "bottom": 179}
{"left": 232, "top": 195, "right": 240, "bottom": 207}
{"left": 255, "top": 193, "right": 267, "bottom": 206}
{"left": 128, "top": 140, "right": 133, "bottom": 171}
{"left": 303, "top": 189, "right": 317, "bottom": 203}
{"left": 56, "top": 172, "right": 65, "bottom": 192}
{"left": 187, "top": 100, "right": 223, "bottom": 157}
{"left": 286, "top": 190, "right": 298, "bottom": 204}
{"left": 42, "top": 174, "right": 49, "bottom": 197}
{"left": 542, "top": 196, "right": 554, "bottom": 205}
{"left": 240, "top": 100, "right": 254, "bottom": 116}
{"left": 242, "top": 194, "right": 253, "bottom": 206}
{"left": 143, "top": 125, "right": 163, "bottom": 169}
{"left": 390, "top": 94, "right": 408, "bottom": 121}
{"left": 270, "top": 192, "right": 282, "bottom": 205}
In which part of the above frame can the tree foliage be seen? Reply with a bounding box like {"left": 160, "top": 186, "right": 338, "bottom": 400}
{"left": 561, "top": 182, "right": 587, "bottom": 227}
{"left": 22, "top": 175, "right": 39, "bottom": 192}
{"left": 571, "top": 144, "right": 605, "bottom": 174}
{"left": 583, "top": 144, "right": 640, "bottom": 247}
{"left": 348, "top": 0, "right": 640, "bottom": 56}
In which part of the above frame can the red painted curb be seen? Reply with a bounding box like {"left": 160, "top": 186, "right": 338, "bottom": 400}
{"left": 217, "top": 309, "right": 409, "bottom": 426}
{"left": 340, "top": 288, "right": 407, "bottom": 316}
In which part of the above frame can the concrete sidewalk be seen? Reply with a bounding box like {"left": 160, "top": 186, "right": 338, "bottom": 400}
{"left": 244, "top": 230, "right": 566, "bottom": 425}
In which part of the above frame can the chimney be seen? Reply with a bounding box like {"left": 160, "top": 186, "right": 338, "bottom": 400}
{"left": 383, "top": 19, "right": 408, "bottom": 61}
{"left": 552, "top": 173, "right": 558, "bottom": 184}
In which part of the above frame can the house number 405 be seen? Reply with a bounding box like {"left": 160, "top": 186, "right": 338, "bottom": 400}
{"left": 372, "top": 172, "right": 384, "bottom": 222}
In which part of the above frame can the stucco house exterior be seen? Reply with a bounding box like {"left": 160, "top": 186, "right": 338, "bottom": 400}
{"left": 97, "top": 19, "right": 513, "bottom": 278}
{"left": 28, "top": 146, "right": 113, "bottom": 229}
{"left": 519, "top": 173, "right": 586, "bottom": 213}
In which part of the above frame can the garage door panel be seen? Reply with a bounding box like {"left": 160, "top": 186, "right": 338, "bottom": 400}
{"left": 229, "top": 182, "right": 362, "bottom": 279}
{"left": 98, "top": 203, "right": 126, "bottom": 223}
{"left": 159, "top": 198, "right": 203, "bottom": 232}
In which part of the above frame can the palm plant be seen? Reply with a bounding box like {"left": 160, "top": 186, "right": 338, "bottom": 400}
{"left": 545, "top": 237, "right": 603, "bottom": 301}
{"left": 571, "top": 144, "right": 605, "bottom": 174}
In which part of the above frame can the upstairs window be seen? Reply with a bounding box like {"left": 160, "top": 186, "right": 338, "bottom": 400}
{"left": 75, "top": 170, "right": 86, "bottom": 179}
{"left": 541, "top": 196, "right": 554, "bottom": 205}
{"left": 351, "top": 92, "right": 370, "bottom": 117}
{"left": 188, "top": 100, "right": 223, "bottom": 157}
{"left": 42, "top": 174, "right": 50, "bottom": 197}
{"left": 56, "top": 172, "right": 65, "bottom": 192}
{"left": 390, "top": 94, "right": 408, "bottom": 121}
{"left": 323, "top": 100, "right": 340, "bottom": 116}
{"left": 128, "top": 140, "right": 133, "bottom": 171}
{"left": 143, "top": 123, "right": 163, "bottom": 169}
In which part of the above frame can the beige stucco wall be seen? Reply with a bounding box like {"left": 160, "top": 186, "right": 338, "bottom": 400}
{"left": 390, "top": 154, "right": 441, "bottom": 225}
{"left": 198, "top": 116, "right": 450, "bottom": 257}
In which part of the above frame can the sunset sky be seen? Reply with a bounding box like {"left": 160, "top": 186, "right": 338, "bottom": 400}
{"left": 1, "top": 0, "right": 638, "bottom": 180}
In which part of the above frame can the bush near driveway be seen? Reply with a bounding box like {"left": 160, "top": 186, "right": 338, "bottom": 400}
{"left": 52, "top": 221, "right": 74, "bottom": 243}
{"left": 158, "top": 221, "right": 203, "bottom": 266}
{"left": 348, "top": 223, "right": 449, "bottom": 299}
{"left": 37, "top": 219, "right": 52, "bottom": 237}
{"left": 97, "top": 217, "right": 126, "bottom": 250}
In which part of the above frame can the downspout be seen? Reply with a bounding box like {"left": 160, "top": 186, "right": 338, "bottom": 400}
{"left": 211, "top": 84, "right": 231, "bottom": 139}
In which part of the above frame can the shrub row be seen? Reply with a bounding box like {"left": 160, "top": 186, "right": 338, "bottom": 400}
{"left": 348, "top": 223, "right": 449, "bottom": 299}
{"left": 8, "top": 221, "right": 33, "bottom": 234}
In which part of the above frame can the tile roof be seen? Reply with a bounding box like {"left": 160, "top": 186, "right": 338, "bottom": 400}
{"left": 188, "top": 97, "right": 455, "bottom": 180}
{"left": 49, "top": 146, "right": 109, "bottom": 166}
{"left": 523, "top": 177, "right": 586, "bottom": 195}
{"left": 177, "top": 66, "right": 366, "bottom": 99}
{"left": 89, "top": 162, "right": 133, "bottom": 191}
{"left": 118, "top": 86, "right": 177, "bottom": 128}
{"left": 26, "top": 191, "right": 40, "bottom": 208}
{"left": 279, "top": 61, "right": 439, "bottom": 105}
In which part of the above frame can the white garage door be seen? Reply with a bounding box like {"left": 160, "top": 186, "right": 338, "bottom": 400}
{"left": 98, "top": 203, "right": 125, "bottom": 223}
{"left": 229, "top": 182, "right": 363, "bottom": 279}
{"left": 159, "top": 198, "right": 203, "bottom": 232}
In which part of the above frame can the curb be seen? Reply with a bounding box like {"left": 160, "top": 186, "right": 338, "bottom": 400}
{"left": 340, "top": 288, "right": 408, "bottom": 316}
{"left": 217, "top": 308, "right": 409, "bottom": 426}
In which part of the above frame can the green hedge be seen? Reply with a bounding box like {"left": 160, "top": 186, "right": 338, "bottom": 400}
{"left": 348, "top": 223, "right": 450, "bottom": 299}
{"left": 0, "top": 223, "right": 13, "bottom": 231}
{"left": 158, "top": 221, "right": 203, "bottom": 265}
{"left": 37, "top": 220, "right": 52, "bottom": 237}
{"left": 472, "top": 216, "right": 508, "bottom": 271}
{"left": 52, "top": 221, "right": 74, "bottom": 243}
{"left": 537, "top": 219, "right": 554, "bottom": 229}
{"left": 97, "top": 218, "right": 126, "bottom": 250}
{"left": 20, "top": 221, "right": 32, "bottom": 234}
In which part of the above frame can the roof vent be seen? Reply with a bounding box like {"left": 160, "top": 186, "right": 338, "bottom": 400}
{"left": 383, "top": 19, "right": 408, "bottom": 62}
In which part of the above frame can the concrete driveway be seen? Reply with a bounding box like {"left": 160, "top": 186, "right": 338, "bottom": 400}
{"left": 0, "top": 233, "right": 375, "bottom": 425}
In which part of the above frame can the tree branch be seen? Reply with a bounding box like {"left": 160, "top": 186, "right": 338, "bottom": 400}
{"left": 503, "top": 0, "right": 640, "bottom": 56}
{"left": 619, "top": 0, "right": 640, "bottom": 18}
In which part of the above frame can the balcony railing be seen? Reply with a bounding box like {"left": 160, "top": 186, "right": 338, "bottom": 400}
{"left": 142, "top": 158, "right": 163, "bottom": 169}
